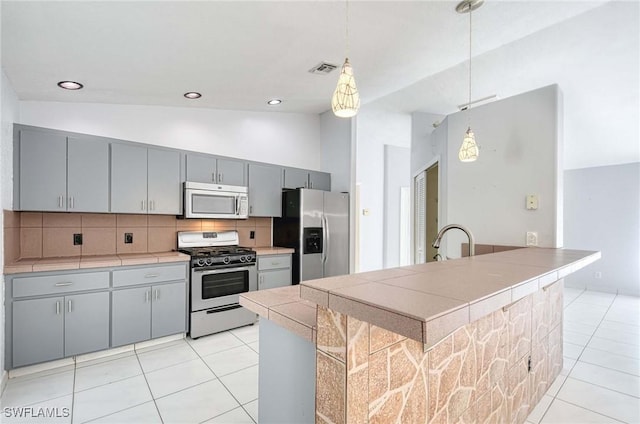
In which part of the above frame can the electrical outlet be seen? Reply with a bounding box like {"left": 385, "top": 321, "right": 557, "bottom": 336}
{"left": 526, "top": 231, "right": 538, "bottom": 246}
{"left": 594, "top": 271, "right": 602, "bottom": 279}
{"left": 73, "top": 233, "right": 83, "bottom": 245}
{"left": 526, "top": 194, "right": 539, "bottom": 210}
{"left": 124, "top": 233, "right": 133, "bottom": 244}
{"left": 250, "top": 231, "right": 255, "bottom": 239}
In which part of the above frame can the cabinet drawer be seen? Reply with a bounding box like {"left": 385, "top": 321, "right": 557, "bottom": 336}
{"left": 113, "top": 264, "right": 186, "bottom": 288}
{"left": 257, "top": 255, "right": 291, "bottom": 271}
{"left": 12, "top": 272, "right": 110, "bottom": 298}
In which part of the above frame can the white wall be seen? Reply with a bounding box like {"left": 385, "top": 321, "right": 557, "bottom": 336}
{"left": 320, "top": 111, "right": 352, "bottom": 193}
{"left": 564, "top": 163, "right": 640, "bottom": 296}
{"left": 1, "top": 69, "right": 20, "bottom": 384}
{"left": 355, "top": 108, "right": 411, "bottom": 271}
{"left": 383, "top": 145, "right": 410, "bottom": 268}
{"left": 443, "top": 85, "right": 561, "bottom": 257}
{"left": 18, "top": 101, "right": 322, "bottom": 170}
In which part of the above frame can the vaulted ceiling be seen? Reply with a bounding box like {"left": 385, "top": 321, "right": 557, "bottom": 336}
{"left": 2, "top": 1, "right": 638, "bottom": 169}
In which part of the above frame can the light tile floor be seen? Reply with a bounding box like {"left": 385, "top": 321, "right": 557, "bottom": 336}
{"left": 1, "top": 288, "right": 638, "bottom": 423}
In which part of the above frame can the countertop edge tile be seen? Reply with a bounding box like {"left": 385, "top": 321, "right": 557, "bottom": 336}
{"left": 268, "top": 309, "right": 314, "bottom": 343}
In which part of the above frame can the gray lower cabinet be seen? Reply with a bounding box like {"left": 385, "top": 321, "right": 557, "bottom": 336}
{"left": 12, "top": 292, "right": 110, "bottom": 368}
{"left": 17, "top": 127, "right": 110, "bottom": 212}
{"left": 248, "top": 163, "right": 282, "bottom": 217}
{"left": 112, "top": 282, "right": 186, "bottom": 347}
{"left": 257, "top": 254, "right": 292, "bottom": 290}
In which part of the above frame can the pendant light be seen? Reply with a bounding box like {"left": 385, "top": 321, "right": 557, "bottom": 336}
{"left": 457, "top": 0, "right": 483, "bottom": 162}
{"left": 332, "top": 0, "right": 360, "bottom": 118}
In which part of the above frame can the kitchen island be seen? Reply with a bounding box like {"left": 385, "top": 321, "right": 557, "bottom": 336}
{"left": 240, "top": 247, "right": 600, "bottom": 424}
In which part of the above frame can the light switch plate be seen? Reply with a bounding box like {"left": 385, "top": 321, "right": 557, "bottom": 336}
{"left": 526, "top": 194, "right": 539, "bottom": 210}
{"left": 362, "top": 209, "right": 370, "bottom": 216}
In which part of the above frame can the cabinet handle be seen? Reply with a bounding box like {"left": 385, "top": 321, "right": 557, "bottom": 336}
{"left": 68, "top": 196, "right": 74, "bottom": 209}
{"left": 149, "top": 200, "right": 154, "bottom": 211}
{"left": 219, "top": 173, "right": 224, "bottom": 182}
{"left": 271, "top": 262, "right": 280, "bottom": 266}
{"left": 309, "top": 181, "right": 313, "bottom": 189}
{"left": 55, "top": 282, "right": 73, "bottom": 287}
{"left": 67, "top": 300, "right": 72, "bottom": 313}
{"left": 56, "top": 301, "right": 60, "bottom": 315}
{"left": 141, "top": 200, "right": 145, "bottom": 211}
{"left": 155, "top": 289, "right": 159, "bottom": 301}
{"left": 58, "top": 195, "right": 64, "bottom": 208}
{"left": 145, "top": 290, "right": 150, "bottom": 302}
{"left": 144, "top": 273, "right": 159, "bottom": 278}
{"left": 259, "top": 275, "right": 263, "bottom": 286}
{"left": 249, "top": 205, "right": 253, "bottom": 214}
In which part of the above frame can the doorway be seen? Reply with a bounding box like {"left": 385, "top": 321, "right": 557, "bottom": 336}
{"left": 414, "top": 162, "right": 439, "bottom": 263}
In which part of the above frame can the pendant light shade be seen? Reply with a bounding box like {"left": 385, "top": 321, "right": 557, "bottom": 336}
{"left": 332, "top": 58, "right": 360, "bottom": 118}
{"left": 458, "top": 127, "right": 479, "bottom": 162}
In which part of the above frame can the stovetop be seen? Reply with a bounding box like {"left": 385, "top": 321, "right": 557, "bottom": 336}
{"left": 177, "top": 230, "right": 256, "bottom": 268}
{"left": 178, "top": 246, "right": 255, "bottom": 257}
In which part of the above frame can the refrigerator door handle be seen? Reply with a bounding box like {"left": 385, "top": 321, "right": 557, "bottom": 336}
{"left": 323, "top": 215, "right": 329, "bottom": 265}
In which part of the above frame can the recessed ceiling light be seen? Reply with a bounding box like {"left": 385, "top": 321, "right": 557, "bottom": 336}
{"left": 267, "top": 99, "right": 282, "bottom": 105}
{"left": 184, "top": 92, "right": 202, "bottom": 99}
{"left": 57, "top": 81, "right": 83, "bottom": 90}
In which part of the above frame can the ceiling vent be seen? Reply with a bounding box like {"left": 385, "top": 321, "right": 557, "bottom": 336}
{"left": 308, "top": 62, "right": 338, "bottom": 75}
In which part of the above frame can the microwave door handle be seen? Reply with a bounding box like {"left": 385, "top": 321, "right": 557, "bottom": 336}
{"left": 235, "top": 196, "right": 240, "bottom": 215}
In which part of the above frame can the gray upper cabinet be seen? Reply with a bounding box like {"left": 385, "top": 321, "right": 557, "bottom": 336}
{"left": 283, "top": 168, "right": 309, "bottom": 189}
{"left": 111, "top": 144, "right": 148, "bottom": 213}
{"left": 67, "top": 137, "right": 110, "bottom": 212}
{"left": 186, "top": 154, "right": 246, "bottom": 186}
{"left": 308, "top": 171, "right": 331, "bottom": 191}
{"left": 248, "top": 163, "right": 282, "bottom": 217}
{"left": 148, "top": 149, "right": 181, "bottom": 214}
{"left": 282, "top": 167, "right": 331, "bottom": 191}
{"left": 18, "top": 128, "right": 109, "bottom": 212}
{"left": 111, "top": 144, "right": 181, "bottom": 214}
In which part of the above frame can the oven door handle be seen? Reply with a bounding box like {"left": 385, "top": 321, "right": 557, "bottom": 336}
{"left": 195, "top": 266, "right": 254, "bottom": 275}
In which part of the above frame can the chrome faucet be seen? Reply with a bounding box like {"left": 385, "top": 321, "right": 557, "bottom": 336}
{"left": 432, "top": 224, "right": 475, "bottom": 257}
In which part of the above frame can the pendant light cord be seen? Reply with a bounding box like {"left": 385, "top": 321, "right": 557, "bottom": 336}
{"left": 468, "top": 5, "right": 472, "bottom": 127}
{"left": 345, "top": 0, "right": 350, "bottom": 58}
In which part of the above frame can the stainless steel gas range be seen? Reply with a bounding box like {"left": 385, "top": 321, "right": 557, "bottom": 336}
{"left": 178, "top": 231, "right": 257, "bottom": 338}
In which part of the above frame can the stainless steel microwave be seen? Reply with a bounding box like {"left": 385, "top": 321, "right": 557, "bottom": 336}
{"left": 183, "top": 182, "right": 249, "bottom": 219}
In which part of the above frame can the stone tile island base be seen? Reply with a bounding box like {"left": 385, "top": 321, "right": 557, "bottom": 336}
{"left": 315, "top": 280, "right": 563, "bottom": 424}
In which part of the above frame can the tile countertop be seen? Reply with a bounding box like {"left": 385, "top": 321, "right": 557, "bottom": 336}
{"left": 243, "top": 247, "right": 600, "bottom": 348}
{"left": 239, "top": 285, "right": 317, "bottom": 343}
{"left": 254, "top": 247, "right": 295, "bottom": 255}
{"left": 3, "top": 251, "right": 190, "bottom": 274}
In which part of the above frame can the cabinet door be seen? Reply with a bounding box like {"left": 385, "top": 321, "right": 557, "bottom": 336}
{"left": 112, "top": 287, "right": 151, "bottom": 347}
{"left": 111, "top": 144, "right": 148, "bottom": 213}
{"left": 217, "top": 158, "right": 246, "bottom": 186}
{"left": 148, "top": 148, "right": 181, "bottom": 214}
{"left": 309, "top": 171, "right": 331, "bottom": 191}
{"left": 186, "top": 154, "right": 217, "bottom": 183}
{"left": 258, "top": 269, "right": 291, "bottom": 290}
{"left": 19, "top": 129, "right": 67, "bottom": 211}
{"left": 65, "top": 292, "right": 110, "bottom": 356}
{"left": 12, "top": 297, "right": 64, "bottom": 367}
{"left": 151, "top": 282, "right": 186, "bottom": 339}
{"left": 248, "top": 164, "right": 282, "bottom": 217}
{"left": 67, "top": 137, "right": 110, "bottom": 212}
{"left": 282, "top": 168, "right": 309, "bottom": 189}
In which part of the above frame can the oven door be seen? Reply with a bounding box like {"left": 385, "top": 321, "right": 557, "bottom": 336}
{"left": 191, "top": 265, "right": 257, "bottom": 312}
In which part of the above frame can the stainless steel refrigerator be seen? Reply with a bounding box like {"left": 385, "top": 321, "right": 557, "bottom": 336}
{"left": 273, "top": 189, "right": 349, "bottom": 284}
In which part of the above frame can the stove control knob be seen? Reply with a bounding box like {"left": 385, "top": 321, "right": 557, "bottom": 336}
{"left": 239, "top": 256, "right": 246, "bottom": 263}
{"left": 246, "top": 255, "right": 253, "bottom": 263}
{"left": 205, "top": 258, "right": 213, "bottom": 266}
{"left": 223, "top": 256, "right": 231, "bottom": 265}
{"left": 197, "top": 259, "right": 205, "bottom": 267}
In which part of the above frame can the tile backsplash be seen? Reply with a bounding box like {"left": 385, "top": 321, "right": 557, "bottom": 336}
{"left": 3, "top": 210, "right": 272, "bottom": 263}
